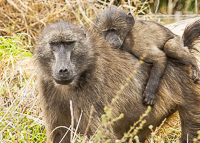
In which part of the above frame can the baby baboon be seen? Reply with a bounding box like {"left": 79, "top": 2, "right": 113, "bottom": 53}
{"left": 34, "top": 20, "right": 200, "bottom": 143}
{"left": 96, "top": 7, "right": 200, "bottom": 105}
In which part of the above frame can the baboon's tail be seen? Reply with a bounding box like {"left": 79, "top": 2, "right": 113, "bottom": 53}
{"left": 183, "top": 19, "right": 200, "bottom": 49}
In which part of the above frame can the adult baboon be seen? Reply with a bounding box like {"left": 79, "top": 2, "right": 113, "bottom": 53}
{"left": 34, "top": 20, "right": 200, "bottom": 143}
{"left": 95, "top": 7, "right": 200, "bottom": 105}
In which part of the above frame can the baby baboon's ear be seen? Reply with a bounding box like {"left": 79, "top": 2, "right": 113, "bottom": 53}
{"left": 79, "top": 26, "right": 87, "bottom": 37}
{"left": 84, "top": 32, "right": 87, "bottom": 37}
{"left": 127, "top": 12, "right": 133, "bottom": 18}
{"left": 126, "top": 12, "right": 135, "bottom": 26}
{"left": 95, "top": 16, "right": 100, "bottom": 25}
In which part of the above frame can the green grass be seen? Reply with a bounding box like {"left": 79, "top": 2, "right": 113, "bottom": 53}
{"left": 0, "top": 34, "right": 32, "bottom": 60}
{"left": 0, "top": 107, "right": 46, "bottom": 143}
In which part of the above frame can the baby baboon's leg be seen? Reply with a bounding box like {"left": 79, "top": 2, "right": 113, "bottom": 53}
{"left": 164, "top": 36, "right": 200, "bottom": 83}
{"left": 140, "top": 48, "right": 167, "bottom": 105}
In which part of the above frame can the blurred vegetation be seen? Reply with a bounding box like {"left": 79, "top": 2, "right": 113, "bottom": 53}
{"left": 158, "top": 0, "right": 199, "bottom": 14}
{"left": 0, "top": 0, "right": 200, "bottom": 45}
{"left": 105, "top": 0, "right": 200, "bottom": 14}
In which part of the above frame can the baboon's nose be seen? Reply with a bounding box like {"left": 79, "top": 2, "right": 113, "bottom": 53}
{"left": 59, "top": 68, "right": 68, "bottom": 75}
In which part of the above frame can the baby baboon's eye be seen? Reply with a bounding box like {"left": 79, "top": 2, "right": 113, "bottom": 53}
{"left": 49, "top": 42, "right": 59, "bottom": 46}
{"left": 107, "top": 29, "right": 117, "bottom": 32}
{"left": 102, "top": 29, "right": 108, "bottom": 32}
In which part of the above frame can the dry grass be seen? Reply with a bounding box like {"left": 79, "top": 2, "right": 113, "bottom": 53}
{"left": 0, "top": 57, "right": 47, "bottom": 142}
{"left": 0, "top": 0, "right": 151, "bottom": 45}
{"left": 0, "top": 58, "right": 39, "bottom": 118}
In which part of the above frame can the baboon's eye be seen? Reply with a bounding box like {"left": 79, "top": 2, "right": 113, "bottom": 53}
{"left": 63, "top": 41, "right": 75, "bottom": 45}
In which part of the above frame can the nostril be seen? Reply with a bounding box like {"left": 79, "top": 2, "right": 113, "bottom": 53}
{"left": 59, "top": 68, "right": 68, "bottom": 74}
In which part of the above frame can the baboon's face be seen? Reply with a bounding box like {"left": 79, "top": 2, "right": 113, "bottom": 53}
{"left": 35, "top": 22, "right": 93, "bottom": 85}
{"left": 102, "top": 29, "right": 122, "bottom": 49}
{"left": 49, "top": 40, "right": 76, "bottom": 85}
{"left": 96, "top": 7, "right": 135, "bottom": 49}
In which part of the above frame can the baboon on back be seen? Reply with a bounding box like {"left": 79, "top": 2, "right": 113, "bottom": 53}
{"left": 95, "top": 7, "right": 200, "bottom": 105}
{"left": 34, "top": 20, "right": 200, "bottom": 143}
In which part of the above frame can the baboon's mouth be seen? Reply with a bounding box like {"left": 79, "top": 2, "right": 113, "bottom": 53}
{"left": 54, "top": 77, "right": 74, "bottom": 85}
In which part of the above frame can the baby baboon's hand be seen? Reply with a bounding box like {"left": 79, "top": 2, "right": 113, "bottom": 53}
{"left": 143, "top": 90, "right": 156, "bottom": 106}
{"left": 192, "top": 66, "right": 200, "bottom": 84}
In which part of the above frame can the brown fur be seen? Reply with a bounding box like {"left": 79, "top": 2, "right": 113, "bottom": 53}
{"left": 34, "top": 20, "right": 200, "bottom": 143}
{"left": 96, "top": 7, "right": 200, "bottom": 105}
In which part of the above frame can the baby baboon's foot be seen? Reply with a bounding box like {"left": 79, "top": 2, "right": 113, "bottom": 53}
{"left": 143, "top": 91, "right": 156, "bottom": 106}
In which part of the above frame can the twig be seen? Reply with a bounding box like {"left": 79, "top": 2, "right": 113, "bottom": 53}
{"left": 15, "top": 17, "right": 47, "bottom": 33}
{"left": 150, "top": 118, "right": 167, "bottom": 142}
{"left": 155, "top": 0, "right": 160, "bottom": 14}
{"left": 49, "top": 125, "right": 71, "bottom": 142}
{"left": 128, "top": 0, "right": 131, "bottom": 6}
{"left": 59, "top": 129, "right": 70, "bottom": 143}
{"left": 16, "top": 0, "right": 32, "bottom": 11}
{"left": 25, "top": 114, "right": 45, "bottom": 125}
{"left": 72, "top": 110, "right": 83, "bottom": 143}
{"left": 82, "top": 105, "right": 94, "bottom": 143}
{"left": 70, "top": 100, "right": 74, "bottom": 142}
{"left": 78, "top": 0, "right": 94, "bottom": 25}
{"left": 108, "top": 0, "right": 115, "bottom": 7}
{"left": 195, "top": 0, "right": 198, "bottom": 15}
{"left": 97, "top": 0, "right": 109, "bottom": 6}
{"left": 7, "top": 0, "right": 22, "bottom": 13}
{"left": 1, "top": 13, "right": 20, "bottom": 29}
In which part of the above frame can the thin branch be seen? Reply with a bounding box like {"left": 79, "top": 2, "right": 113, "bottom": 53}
{"left": 82, "top": 105, "right": 94, "bottom": 143}
{"left": 72, "top": 111, "right": 83, "bottom": 143}
{"left": 70, "top": 100, "right": 74, "bottom": 142}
